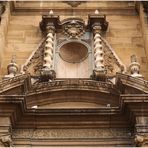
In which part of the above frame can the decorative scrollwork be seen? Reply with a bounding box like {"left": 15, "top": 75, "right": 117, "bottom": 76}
{"left": 63, "top": 20, "right": 85, "bottom": 38}
{"left": 22, "top": 39, "right": 46, "bottom": 76}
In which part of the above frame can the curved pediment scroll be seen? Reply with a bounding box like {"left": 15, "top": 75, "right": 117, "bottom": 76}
{"left": 101, "top": 37, "right": 126, "bottom": 76}
{"left": 21, "top": 39, "right": 46, "bottom": 76}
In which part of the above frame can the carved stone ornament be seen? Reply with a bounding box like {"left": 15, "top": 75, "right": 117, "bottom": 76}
{"left": 21, "top": 15, "right": 125, "bottom": 78}
{"left": 7, "top": 56, "right": 18, "bottom": 75}
{"left": 96, "top": 37, "right": 126, "bottom": 77}
{"left": 0, "top": 135, "right": 13, "bottom": 147}
{"left": 63, "top": 19, "right": 85, "bottom": 38}
{"left": 63, "top": 1, "right": 83, "bottom": 7}
{"left": 21, "top": 39, "right": 46, "bottom": 76}
{"left": 129, "top": 55, "right": 143, "bottom": 78}
{"left": 13, "top": 128, "right": 131, "bottom": 139}
{"left": 135, "top": 134, "right": 148, "bottom": 147}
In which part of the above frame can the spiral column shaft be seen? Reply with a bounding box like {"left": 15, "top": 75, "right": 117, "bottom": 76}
{"left": 93, "top": 26, "right": 105, "bottom": 71}
{"left": 43, "top": 26, "right": 55, "bottom": 70}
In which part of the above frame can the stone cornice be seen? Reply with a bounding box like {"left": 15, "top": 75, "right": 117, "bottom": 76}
{"left": 29, "top": 79, "right": 117, "bottom": 94}
{"left": 0, "top": 74, "right": 31, "bottom": 94}
{"left": 116, "top": 73, "right": 148, "bottom": 93}
{"left": 10, "top": 1, "right": 136, "bottom": 16}
{"left": 0, "top": 95, "right": 125, "bottom": 128}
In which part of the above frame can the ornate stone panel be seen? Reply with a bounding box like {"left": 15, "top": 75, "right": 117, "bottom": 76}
{"left": 13, "top": 128, "right": 131, "bottom": 139}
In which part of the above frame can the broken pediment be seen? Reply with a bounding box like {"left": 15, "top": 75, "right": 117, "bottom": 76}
{"left": 20, "top": 14, "right": 125, "bottom": 80}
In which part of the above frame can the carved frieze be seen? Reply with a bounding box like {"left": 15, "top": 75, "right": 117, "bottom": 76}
{"left": 30, "top": 79, "right": 115, "bottom": 94}
{"left": 13, "top": 128, "right": 131, "bottom": 139}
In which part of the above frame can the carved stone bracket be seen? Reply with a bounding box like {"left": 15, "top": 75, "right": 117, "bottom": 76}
{"left": 0, "top": 135, "right": 13, "bottom": 147}
{"left": 135, "top": 134, "right": 148, "bottom": 147}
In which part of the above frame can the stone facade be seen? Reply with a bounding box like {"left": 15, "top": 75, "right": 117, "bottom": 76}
{"left": 0, "top": 1, "right": 148, "bottom": 147}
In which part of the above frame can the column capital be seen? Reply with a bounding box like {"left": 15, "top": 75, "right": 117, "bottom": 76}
{"left": 46, "top": 23, "right": 55, "bottom": 34}
{"left": 40, "top": 14, "right": 60, "bottom": 34}
{"left": 87, "top": 14, "right": 108, "bottom": 32}
{"left": 92, "top": 23, "right": 102, "bottom": 34}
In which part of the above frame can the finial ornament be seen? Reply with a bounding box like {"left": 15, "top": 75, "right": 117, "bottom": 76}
{"left": 129, "top": 55, "right": 143, "bottom": 78}
{"left": 7, "top": 55, "right": 18, "bottom": 76}
{"left": 49, "top": 10, "right": 53, "bottom": 15}
{"left": 95, "top": 9, "right": 99, "bottom": 15}
{"left": 4, "top": 55, "right": 19, "bottom": 79}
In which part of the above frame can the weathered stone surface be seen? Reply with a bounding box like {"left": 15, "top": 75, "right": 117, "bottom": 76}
{"left": 13, "top": 128, "right": 131, "bottom": 139}
{"left": 0, "top": 2, "right": 147, "bottom": 147}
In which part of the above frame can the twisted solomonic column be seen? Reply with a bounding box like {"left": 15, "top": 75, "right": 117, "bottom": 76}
{"left": 92, "top": 24, "right": 106, "bottom": 81}
{"left": 41, "top": 24, "right": 56, "bottom": 81}
{"left": 43, "top": 25, "right": 54, "bottom": 69}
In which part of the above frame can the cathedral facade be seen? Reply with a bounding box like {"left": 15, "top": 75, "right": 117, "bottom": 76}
{"left": 0, "top": 1, "right": 148, "bottom": 147}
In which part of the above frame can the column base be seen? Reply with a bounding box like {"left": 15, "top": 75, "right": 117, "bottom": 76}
{"left": 40, "top": 68, "right": 56, "bottom": 82}
{"left": 91, "top": 69, "right": 107, "bottom": 81}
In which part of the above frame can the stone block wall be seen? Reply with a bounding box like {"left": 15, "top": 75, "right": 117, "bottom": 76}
{"left": 0, "top": 15, "right": 43, "bottom": 77}
{"left": 106, "top": 15, "right": 147, "bottom": 78}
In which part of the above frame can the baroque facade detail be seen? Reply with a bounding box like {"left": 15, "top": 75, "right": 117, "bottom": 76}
{"left": 0, "top": 135, "right": 13, "bottom": 147}
{"left": 0, "top": 1, "right": 148, "bottom": 147}
{"left": 129, "top": 55, "right": 143, "bottom": 78}
{"left": 21, "top": 13, "right": 125, "bottom": 80}
{"left": 63, "top": 19, "right": 85, "bottom": 38}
